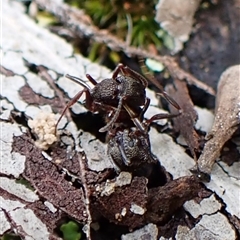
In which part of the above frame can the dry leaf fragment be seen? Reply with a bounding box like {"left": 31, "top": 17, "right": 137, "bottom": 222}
{"left": 146, "top": 176, "right": 201, "bottom": 224}
{"left": 13, "top": 133, "right": 88, "bottom": 224}
{"left": 167, "top": 79, "right": 200, "bottom": 159}
{"left": 192, "top": 65, "right": 240, "bottom": 181}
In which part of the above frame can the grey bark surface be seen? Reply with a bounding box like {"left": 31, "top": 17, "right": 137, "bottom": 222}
{"left": 1, "top": 1, "right": 239, "bottom": 240}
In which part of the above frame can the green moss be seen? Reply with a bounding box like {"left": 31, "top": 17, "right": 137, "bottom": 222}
{"left": 1, "top": 233, "right": 21, "bottom": 240}
{"left": 15, "top": 178, "right": 34, "bottom": 191}
{"left": 65, "top": 0, "right": 173, "bottom": 63}
{"left": 36, "top": 11, "right": 58, "bottom": 27}
{"left": 60, "top": 221, "right": 82, "bottom": 240}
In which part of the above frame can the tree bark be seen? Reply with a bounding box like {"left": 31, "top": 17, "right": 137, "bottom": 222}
{"left": 1, "top": 1, "right": 239, "bottom": 239}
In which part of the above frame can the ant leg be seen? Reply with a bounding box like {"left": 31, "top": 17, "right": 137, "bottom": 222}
{"left": 55, "top": 89, "right": 86, "bottom": 132}
{"left": 95, "top": 101, "right": 147, "bottom": 132}
{"left": 124, "top": 95, "right": 180, "bottom": 131}
{"left": 99, "top": 98, "right": 124, "bottom": 133}
{"left": 138, "top": 61, "right": 180, "bottom": 110}
{"left": 122, "top": 98, "right": 151, "bottom": 133}
{"left": 123, "top": 103, "right": 146, "bottom": 133}
{"left": 145, "top": 112, "right": 181, "bottom": 128}
{"left": 139, "top": 98, "right": 150, "bottom": 120}
{"left": 142, "top": 92, "right": 181, "bottom": 128}
{"left": 65, "top": 74, "right": 92, "bottom": 91}
{"left": 157, "top": 91, "right": 181, "bottom": 111}
{"left": 112, "top": 63, "right": 124, "bottom": 79}
{"left": 120, "top": 65, "right": 148, "bottom": 87}
{"left": 86, "top": 74, "right": 98, "bottom": 85}
{"left": 112, "top": 63, "right": 148, "bottom": 87}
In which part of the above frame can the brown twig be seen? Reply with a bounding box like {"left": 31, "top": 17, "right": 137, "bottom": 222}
{"left": 191, "top": 65, "right": 240, "bottom": 182}
{"left": 34, "top": 0, "right": 215, "bottom": 96}
{"left": 78, "top": 151, "right": 92, "bottom": 240}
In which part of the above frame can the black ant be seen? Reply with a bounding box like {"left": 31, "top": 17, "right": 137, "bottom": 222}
{"left": 56, "top": 64, "right": 181, "bottom": 133}
{"left": 107, "top": 117, "right": 169, "bottom": 187}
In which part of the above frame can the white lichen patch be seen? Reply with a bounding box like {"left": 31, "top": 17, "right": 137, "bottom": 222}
{"left": 115, "top": 213, "right": 122, "bottom": 221}
{"left": 1, "top": 99, "right": 14, "bottom": 111}
{"left": 0, "top": 210, "right": 11, "bottom": 235}
{"left": 2, "top": 0, "right": 76, "bottom": 75}
{"left": 25, "top": 72, "right": 55, "bottom": 98}
{"left": 85, "top": 62, "right": 104, "bottom": 81}
{"left": 0, "top": 196, "right": 25, "bottom": 211}
{"left": 28, "top": 111, "right": 58, "bottom": 150}
{"left": 0, "top": 109, "right": 11, "bottom": 120}
{"left": 41, "top": 151, "right": 53, "bottom": 161}
{"left": 2, "top": 75, "right": 28, "bottom": 111}
{"left": 130, "top": 203, "right": 145, "bottom": 215}
{"left": 206, "top": 164, "right": 240, "bottom": 218}
{"left": 176, "top": 134, "right": 187, "bottom": 146}
{"left": 218, "top": 161, "right": 240, "bottom": 180}
{"left": 115, "top": 172, "right": 132, "bottom": 187}
{"left": 1, "top": 122, "right": 26, "bottom": 177}
{"left": 146, "top": 88, "right": 159, "bottom": 106}
{"left": 0, "top": 177, "right": 38, "bottom": 202}
{"left": 121, "top": 207, "right": 127, "bottom": 217}
{"left": 5, "top": 152, "right": 26, "bottom": 178}
{"left": 121, "top": 223, "right": 158, "bottom": 240}
{"left": 115, "top": 207, "right": 127, "bottom": 221}
{"left": 71, "top": 102, "right": 86, "bottom": 115}
{"left": 194, "top": 106, "right": 214, "bottom": 133}
{"left": 98, "top": 172, "right": 132, "bottom": 197}
{"left": 59, "top": 134, "right": 75, "bottom": 149}
{"left": 57, "top": 76, "right": 85, "bottom": 99}
{"left": 44, "top": 201, "right": 57, "bottom": 213}
{"left": 10, "top": 208, "right": 50, "bottom": 240}
{"left": 64, "top": 57, "right": 87, "bottom": 80}
{"left": 176, "top": 213, "right": 236, "bottom": 240}
{"left": 100, "top": 181, "right": 116, "bottom": 197}
{"left": 80, "top": 132, "right": 112, "bottom": 171}
{"left": 150, "top": 128, "right": 195, "bottom": 178}
{"left": 25, "top": 105, "right": 51, "bottom": 119}
{"left": 54, "top": 113, "right": 68, "bottom": 130}
{"left": 56, "top": 76, "right": 86, "bottom": 116}
{"left": 3, "top": 51, "right": 28, "bottom": 75}
{"left": 184, "top": 194, "right": 221, "bottom": 218}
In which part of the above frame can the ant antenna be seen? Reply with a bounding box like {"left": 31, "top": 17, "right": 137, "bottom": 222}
{"left": 99, "top": 98, "right": 124, "bottom": 132}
